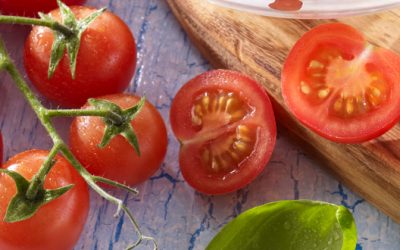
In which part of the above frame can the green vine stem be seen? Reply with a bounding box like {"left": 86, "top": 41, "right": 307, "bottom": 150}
{"left": 0, "top": 15, "right": 74, "bottom": 37}
{"left": 25, "top": 144, "right": 61, "bottom": 200}
{"left": 46, "top": 108, "right": 124, "bottom": 124}
{"left": 0, "top": 38, "right": 156, "bottom": 249}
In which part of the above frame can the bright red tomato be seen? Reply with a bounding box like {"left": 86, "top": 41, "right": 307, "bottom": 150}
{"left": 282, "top": 23, "right": 400, "bottom": 143}
{"left": 70, "top": 94, "right": 168, "bottom": 186}
{"left": 0, "top": 150, "right": 89, "bottom": 250}
{"left": 170, "top": 70, "right": 276, "bottom": 195}
{"left": 24, "top": 6, "right": 137, "bottom": 107}
{"left": 0, "top": 0, "right": 86, "bottom": 17}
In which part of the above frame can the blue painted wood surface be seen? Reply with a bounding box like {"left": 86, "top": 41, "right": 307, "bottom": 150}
{"left": 0, "top": 0, "right": 399, "bottom": 249}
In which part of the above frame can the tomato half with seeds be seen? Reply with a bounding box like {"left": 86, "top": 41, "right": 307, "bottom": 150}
{"left": 170, "top": 70, "right": 276, "bottom": 195}
{"left": 282, "top": 23, "right": 400, "bottom": 143}
{"left": 0, "top": 150, "right": 89, "bottom": 250}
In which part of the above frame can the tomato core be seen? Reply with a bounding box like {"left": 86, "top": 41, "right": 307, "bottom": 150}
{"left": 187, "top": 90, "right": 256, "bottom": 174}
{"left": 199, "top": 124, "right": 257, "bottom": 175}
{"left": 300, "top": 45, "right": 389, "bottom": 119}
{"left": 191, "top": 91, "right": 251, "bottom": 131}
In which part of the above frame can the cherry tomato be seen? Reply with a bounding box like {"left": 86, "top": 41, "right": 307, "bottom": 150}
{"left": 0, "top": 0, "right": 86, "bottom": 17}
{"left": 170, "top": 70, "right": 276, "bottom": 195}
{"left": 0, "top": 150, "right": 89, "bottom": 250}
{"left": 282, "top": 23, "right": 400, "bottom": 143}
{"left": 24, "top": 6, "right": 137, "bottom": 107}
{"left": 70, "top": 94, "right": 168, "bottom": 186}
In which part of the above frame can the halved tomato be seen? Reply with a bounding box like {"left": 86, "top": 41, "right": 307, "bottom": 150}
{"left": 282, "top": 23, "right": 400, "bottom": 143}
{"left": 170, "top": 70, "right": 276, "bottom": 195}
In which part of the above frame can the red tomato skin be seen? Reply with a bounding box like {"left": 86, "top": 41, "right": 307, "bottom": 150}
{"left": 24, "top": 6, "right": 137, "bottom": 107}
{"left": 70, "top": 94, "right": 168, "bottom": 186}
{"left": 0, "top": 150, "right": 89, "bottom": 250}
{"left": 0, "top": 0, "right": 86, "bottom": 17}
{"left": 170, "top": 70, "right": 277, "bottom": 195}
{"left": 282, "top": 23, "right": 400, "bottom": 143}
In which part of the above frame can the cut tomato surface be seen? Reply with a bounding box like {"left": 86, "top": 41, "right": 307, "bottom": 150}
{"left": 282, "top": 23, "right": 400, "bottom": 143}
{"left": 170, "top": 70, "right": 276, "bottom": 195}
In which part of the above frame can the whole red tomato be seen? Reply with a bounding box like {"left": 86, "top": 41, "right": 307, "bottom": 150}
{"left": 0, "top": 150, "right": 89, "bottom": 250}
{"left": 170, "top": 70, "right": 277, "bottom": 195}
{"left": 282, "top": 23, "right": 400, "bottom": 143}
{"left": 24, "top": 6, "right": 137, "bottom": 107}
{"left": 0, "top": 0, "right": 86, "bottom": 17}
{"left": 70, "top": 94, "right": 168, "bottom": 186}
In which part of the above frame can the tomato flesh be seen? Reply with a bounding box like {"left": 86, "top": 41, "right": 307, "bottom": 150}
{"left": 170, "top": 70, "right": 276, "bottom": 195}
{"left": 189, "top": 90, "right": 256, "bottom": 174}
{"left": 0, "top": 150, "right": 89, "bottom": 250}
{"left": 300, "top": 45, "right": 389, "bottom": 118}
{"left": 282, "top": 23, "right": 400, "bottom": 143}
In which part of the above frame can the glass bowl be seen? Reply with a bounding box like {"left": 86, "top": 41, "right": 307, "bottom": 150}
{"left": 208, "top": 0, "right": 400, "bottom": 19}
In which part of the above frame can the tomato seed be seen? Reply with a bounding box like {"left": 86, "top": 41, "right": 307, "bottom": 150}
{"left": 300, "top": 81, "right": 311, "bottom": 95}
{"left": 308, "top": 60, "right": 324, "bottom": 69}
{"left": 318, "top": 88, "right": 330, "bottom": 99}
{"left": 346, "top": 98, "right": 354, "bottom": 114}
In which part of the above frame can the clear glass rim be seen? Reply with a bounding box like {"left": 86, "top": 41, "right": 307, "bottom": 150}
{"left": 208, "top": 0, "right": 400, "bottom": 19}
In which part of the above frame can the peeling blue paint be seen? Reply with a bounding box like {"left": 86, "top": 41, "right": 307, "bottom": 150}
{"left": 114, "top": 211, "right": 125, "bottom": 242}
{"left": 188, "top": 198, "right": 214, "bottom": 250}
{"left": 331, "top": 183, "right": 365, "bottom": 211}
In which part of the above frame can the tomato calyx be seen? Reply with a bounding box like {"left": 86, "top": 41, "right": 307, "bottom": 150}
{"left": 0, "top": 168, "right": 73, "bottom": 223}
{"left": 88, "top": 97, "right": 146, "bottom": 155}
{"left": 41, "top": 0, "right": 106, "bottom": 79}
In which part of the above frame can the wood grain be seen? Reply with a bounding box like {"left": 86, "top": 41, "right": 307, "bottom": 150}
{"left": 166, "top": 0, "right": 400, "bottom": 222}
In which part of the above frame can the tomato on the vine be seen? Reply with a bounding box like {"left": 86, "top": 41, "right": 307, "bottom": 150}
{"left": 170, "top": 70, "right": 276, "bottom": 195}
{"left": 24, "top": 6, "right": 137, "bottom": 107}
{"left": 70, "top": 94, "right": 168, "bottom": 186}
{"left": 282, "top": 23, "right": 400, "bottom": 143}
{"left": 0, "top": 150, "right": 89, "bottom": 250}
{"left": 0, "top": 0, "right": 86, "bottom": 17}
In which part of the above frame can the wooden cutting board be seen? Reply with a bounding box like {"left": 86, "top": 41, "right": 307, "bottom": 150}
{"left": 166, "top": 0, "right": 400, "bottom": 222}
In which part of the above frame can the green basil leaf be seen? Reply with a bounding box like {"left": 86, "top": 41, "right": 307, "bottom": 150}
{"left": 207, "top": 200, "right": 357, "bottom": 250}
